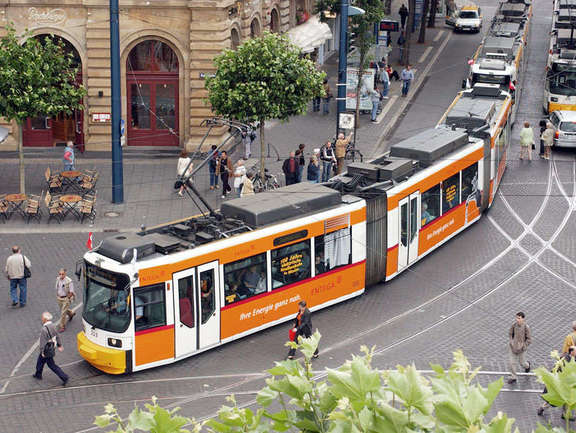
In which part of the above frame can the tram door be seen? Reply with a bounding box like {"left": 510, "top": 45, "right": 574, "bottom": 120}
{"left": 173, "top": 261, "right": 220, "bottom": 358}
{"left": 398, "top": 192, "right": 421, "bottom": 271}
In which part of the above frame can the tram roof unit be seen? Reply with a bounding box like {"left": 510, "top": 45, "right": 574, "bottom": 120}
{"left": 438, "top": 84, "right": 509, "bottom": 134}
{"left": 554, "top": 0, "right": 576, "bottom": 9}
{"left": 495, "top": 2, "right": 528, "bottom": 22}
{"left": 488, "top": 21, "right": 521, "bottom": 38}
{"left": 553, "top": 11, "right": 576, "bottom": 29}
{"left": 479, "top": 36, "right": 519, "bottom": 61}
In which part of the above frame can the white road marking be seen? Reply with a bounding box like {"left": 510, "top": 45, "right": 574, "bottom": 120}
{"left": 434, "top": 30, "right": 445, "bottom": 42}
{"left": 418, "top": 46, "right": 434, "bottom": 64}
{"left": 375, "top": 95, "right": 398, "bottom": 123}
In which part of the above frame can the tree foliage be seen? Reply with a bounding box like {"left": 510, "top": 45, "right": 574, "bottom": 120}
{"left": 0, "top": 25, "right": 86, "bottom": 123}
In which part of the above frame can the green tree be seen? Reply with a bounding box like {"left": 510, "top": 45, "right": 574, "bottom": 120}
{"left": 0, "top": 26, "right": 86, "bottom": 193}
{"left": 206, "top": 32, "right": 324, "bottom": 178}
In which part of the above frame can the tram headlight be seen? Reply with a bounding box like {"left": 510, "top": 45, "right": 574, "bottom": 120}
{"left": 108, "top": 338, "right": 123, "bottom": 348}
{"left": 551, "top": 97, "right": 559, "bottom": 102}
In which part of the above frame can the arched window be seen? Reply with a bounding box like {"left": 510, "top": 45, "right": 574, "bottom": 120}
{"left": 270, "top": 8, "right": 280, "bottom": 33}
{"left": 250, "top": 19, "right": 261, "bottom": 38}
{"left": 231, "top": 28, "right": 241, "bottom": 50}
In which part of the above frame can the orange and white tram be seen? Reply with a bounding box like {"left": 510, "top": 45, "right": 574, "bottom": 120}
{"left": 77, "top": 82, "right": 516, "bottom": 377}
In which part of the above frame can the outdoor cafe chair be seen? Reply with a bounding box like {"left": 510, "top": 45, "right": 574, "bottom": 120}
{"left": 24, "top": 192, "right": 43, "bottom": 224}
{"left": 45, "top": 167, "right": 63, "bottom": 193}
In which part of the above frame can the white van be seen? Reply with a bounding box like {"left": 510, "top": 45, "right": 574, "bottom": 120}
{"left": 446, "top": 5, "right": 483, "bottom": 33}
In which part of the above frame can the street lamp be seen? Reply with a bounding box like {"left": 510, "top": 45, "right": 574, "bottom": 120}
{"left": 335, "top": 0, "right": 365, "bottom": 136}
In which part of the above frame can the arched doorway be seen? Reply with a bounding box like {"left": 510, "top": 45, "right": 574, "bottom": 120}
{"left": 126, "top": 40, "right": 179, "bottom": 146}
{"left": 270, "top": 8, "right": 280, "bottom": 33}
{"left": 23, "top": 35, "right": 84, "bottom": 148}
{"left": 231, "top": 28, "right": 241, "bottom": 50}
{"left": 250, "top": 19, "right": 261, "bottom": 38}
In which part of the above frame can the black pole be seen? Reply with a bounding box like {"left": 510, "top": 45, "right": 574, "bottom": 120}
{"left": 110, "top": 0, "right": 124, "bottom": 203}
{"left": 336, "top": 0, "right": 349, "bottom": 136}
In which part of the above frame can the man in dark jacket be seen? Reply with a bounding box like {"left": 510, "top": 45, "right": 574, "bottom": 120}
{"left": 282, "top": 151, "right": 298, "bottom": 185}
{"left": 399, "top": 4, "right": 409, "bottom": 28}
{"left": 33, "top": 311, "right": 69, "bottom": 385}
{"left": 288, "top": 300, "right": 319, "bottom": 359}
{"left": 507, "top": 311, "right": 532, "bottom": 384}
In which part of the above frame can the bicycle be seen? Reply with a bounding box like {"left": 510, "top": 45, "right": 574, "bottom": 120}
{"left": 252, "top": 169, "right": 280, "bottom": 193}
{"left": 344, "top": 143, "right": 364, "bottom": 163}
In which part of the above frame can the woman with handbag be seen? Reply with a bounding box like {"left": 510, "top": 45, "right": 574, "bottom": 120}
{"left": 287, "top": 300, "right": 319, "bottom": 360}
{"left": 519, "top": 121, "right": 534, "bottom": 161}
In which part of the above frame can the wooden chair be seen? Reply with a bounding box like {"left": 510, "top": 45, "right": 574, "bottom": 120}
{"left": 24, "top": 192, "right": 43, "bottom": 223}
{"left": 80, "top": 197, "right": 96, "bottom": 223}
{"left": 80, "top": 171, "right": 99, "bottom": 195}
{"left": 0, "top": 194, "right": 7, "bottom": 223}
{"left": 45, "top": 167, "right": 63, "bottom": 192}
{"left": 45, "top": 191, "right": 64, "bottom": 224}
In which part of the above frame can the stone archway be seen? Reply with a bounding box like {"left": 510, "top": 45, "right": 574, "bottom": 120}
{"left": 126, "top": 39, "right": 180, "bottom": 146}
{"left": 270, "top": 8, "right": 280, "bottom": 33}
{"left": 250, "top": 18, "right": 261, "bottom": 38}
{"left": 23, "top": 34, "right": 84, "bottom": 148}
{"left": 231, "top": 27, "right": 241, "bottom": 50}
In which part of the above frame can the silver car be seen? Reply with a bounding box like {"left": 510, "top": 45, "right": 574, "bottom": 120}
{"left": 549, "top": 110, "right": 576, "bottom": 148}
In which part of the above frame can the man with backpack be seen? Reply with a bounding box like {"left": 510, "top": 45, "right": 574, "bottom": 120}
{"left": 33, "top": 311, "right": 69, "bottom": 386}
{"left": 320, "top": 141, "right": 337, "bottom": 182}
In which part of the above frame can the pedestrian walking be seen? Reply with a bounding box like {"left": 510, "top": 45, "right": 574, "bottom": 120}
{"left": 307, "top": 155, "right": 320, "bottom": 183}
{"left": 297, "top": 144, "right": 306, "bottom": 182}
{"left": 242, "top": 127, "right": 255, "bottom": 159}
{"left": 335, "top": 132, "right": 353, "bottom": 174}
{"left": 217, "top": 150, "right": 233, "bottom": 198}
{"left": 55, "top": 268, "right": 76, "bottom": 332}
{"left": 541, "top": 122, "right": 555, "bottom": 160}
{"left": 241, "top": 172, "right": 255, "bottom": 197}
{"left": 320, "top": 141, "right": 337, "bottom": 182}
{"left": 282, "top": 151, "right": 299, "bottom": 185}
{"left": 33, "top": 312, "right": 69, "bottom": 386}
{"left": 519, "top": 122, "right": 534, "bottom": 161}
{"left": 322, "top": 79, "right": 332, "bottom": 114}
{"left": 401, "top": 65, "right": 414, "bottom": 97}
{"left": 209, "top": 145, "right": 220, "bottom": 190}
{"left": 287, "top": 300, "right": 319, "bottom": 360}
{"left": 5, "top": 245, "right": 31, "bottom": 308}
{"left": 233, "top": 159, "right": 247, "bottom": 197}
{"left": 561, "top": 321, "right": 576, "bottom": 355}
{"left": 507, "top": 311, "right": 532, "bottom": 384}
{"left": 370, "top": 88, "right": 382, "bottom": 122}
{"left": 176, "top": 150, "right": 194, "bottom": 197}
{"left": 539, "top": 120, "right": 547, "bottom": 159}
{"left": 399, "top": 4, "right": 409, "bottom": 28}
{"left": 63, "top": 141, "right": 75, "bottom": 171}
{"left": 537, "top": 346, "right": 575, "bottom": 417}
{"left": 380, "top": 65, "right": 390, "bottom": 98}
{"left": 397, "top": 33, "right": 406, "bottom": 62}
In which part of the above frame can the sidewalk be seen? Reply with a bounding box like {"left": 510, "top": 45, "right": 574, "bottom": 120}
{"left": 0, "top": 22, "right": 452, "bottom": 234}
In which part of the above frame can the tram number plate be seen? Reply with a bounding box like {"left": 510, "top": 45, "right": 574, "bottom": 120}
{"left": 90, "top": 328, "right": 98, "bottom": 338}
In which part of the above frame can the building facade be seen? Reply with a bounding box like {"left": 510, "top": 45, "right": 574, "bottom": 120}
{"left": 0, "top": 0, "right": 324, "bottom": 151}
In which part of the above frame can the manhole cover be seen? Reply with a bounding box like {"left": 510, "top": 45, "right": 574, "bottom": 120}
{"left": 105, "top": 211, "right": 120, "bottom": 218}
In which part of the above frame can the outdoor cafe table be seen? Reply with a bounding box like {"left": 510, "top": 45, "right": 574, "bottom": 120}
{"left": 60, "top": 194, "right": 82, "bottom": 219}
{"left": 61, "top": 171, "right": 83, "bottom": 193}
{"left": 5, "top": 193, "right": 27, "bottom": 219}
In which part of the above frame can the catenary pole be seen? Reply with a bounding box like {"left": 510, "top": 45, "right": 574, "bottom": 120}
{"left": 110, "top": 0, "right": 124, "bottom": 203}
{"left": 336, "top": 0, "right": 349, "bottom": 136}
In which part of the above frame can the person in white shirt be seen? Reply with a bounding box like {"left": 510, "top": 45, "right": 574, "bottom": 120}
{"left": 176, "top": 150, "right": 194, "bottom": 197}
{"left": 55, "top": 269, "right": 75, "bottom": 332}
{"left": 5, "top": 245, "right": 31, "bottom": 307}
{"left": 233, "top": 159, "right": 247, "bottom": 197}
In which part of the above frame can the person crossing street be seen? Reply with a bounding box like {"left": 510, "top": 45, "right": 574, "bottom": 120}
{"left": 33, "top": 312, "right": 69, "bottom": 386}
{"left": 507, "top": 311, "right": 532, "bottom": 384}
{"left": 55, "top": 269, "right": 76, "bottom": 332}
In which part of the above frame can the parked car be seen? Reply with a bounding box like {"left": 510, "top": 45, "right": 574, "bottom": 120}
{"left": 549, "top": 110, "right": 576, "bottom": 148}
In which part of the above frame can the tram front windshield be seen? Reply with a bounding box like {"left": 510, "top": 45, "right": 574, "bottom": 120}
{"left": 549, "top": 64, "right": 576, "bottom": 96}
{"left": 83, "top": 262, "right": 131, "bottom": 333}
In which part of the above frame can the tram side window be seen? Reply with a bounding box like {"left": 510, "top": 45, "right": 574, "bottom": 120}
{"left": 442, "top": 173, "right": 461, "bottom": 214}
{"left": 421, "top": 185, "right": 440, "bottom": 226}
{"left": 271, "top": 240, "right": 311, "bottom": 289}
{"left": 224, "top": 253, "right": 267, "bottom": 305}
{"left": 200, "top": 269, "right": 215, "bottom": 324}
{"left": 462, "top": 163, "right": 480, "bottom": 206}
{"left": 315, "top": 227, "right": 351, "bottom": 276}
{"left": 178, "top": 276, "right": 195, "bottom": 328}
{"left": 134, "top": 283, "right": 166, "bottom": 332}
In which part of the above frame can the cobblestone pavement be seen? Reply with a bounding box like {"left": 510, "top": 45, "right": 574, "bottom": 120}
{"left": 1, "top": 1, "right": 575, "bottom": 432}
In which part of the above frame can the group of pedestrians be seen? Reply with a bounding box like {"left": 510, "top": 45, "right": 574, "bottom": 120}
{"left": 5, "top": 246, "right": 73, "bottom": 386}
{"left": 519, "top": 121, "right": 555, "bottom": 161}
{"left": 282, "top": 133, "right": 353, "bottom": 185}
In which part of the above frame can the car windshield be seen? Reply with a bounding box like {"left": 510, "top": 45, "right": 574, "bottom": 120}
{"left": 560, "top": 121, "right": 576, "bottom": 132}
{"left": 83, "top": 262, "right": 131, "bottom": 333}
{"left": 459, "top": 11, "right": 478, "bottom": 18}
{"left": 549, "top": 66, "right": 576, "bottom": 95}
{"left": 473, "top": 73, "right": 510, "bottom": 85}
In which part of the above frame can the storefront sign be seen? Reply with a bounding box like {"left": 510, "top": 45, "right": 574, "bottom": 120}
{"left": 339, "top": 113, "right": 355, "bottom": 130}
{"left": 28, "top": 8, "right": 66, "bottom": 25}
{"left": 91, "top": 113, "right": 111, "bottom": 123}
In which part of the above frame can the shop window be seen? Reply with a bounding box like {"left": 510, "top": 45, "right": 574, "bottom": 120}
{"left": 421, "top": 184, "right": 440, "bottom": 226}
{"left": 200, "top": 269, "right": 215, "bottom": 324}
{"left": 177, "top": 276, "right": 195, "bottom": 328}
{"left": 315, "top": 228, "right": 351, "bottom": 276}
{"left": 462, "top": 163, "right": 480, "bottom": 206}
{"left": 271, "top": 240, "right": 311, "bottom": 289}
{"left": 134, "top": 283, "right": 166, "bottom": 331}
{"left": 224, "top": 253, "right": 267, "bottom": 305}
{"left": 442, "top": 173, "right": 461, "bottom": 214}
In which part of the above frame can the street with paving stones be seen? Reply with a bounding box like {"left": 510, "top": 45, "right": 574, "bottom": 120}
{"left": 1, "top": 1, "right": 575, "bottom": 432}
